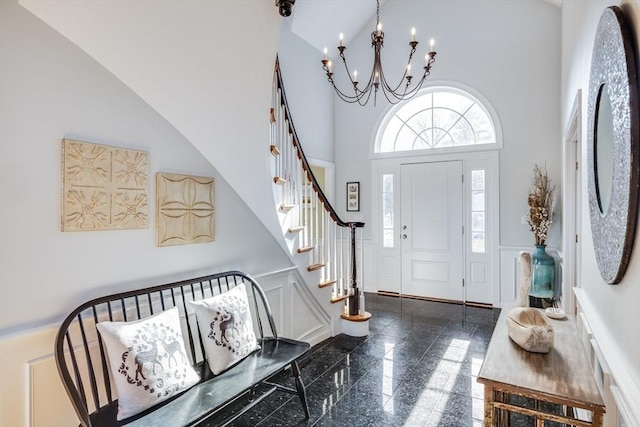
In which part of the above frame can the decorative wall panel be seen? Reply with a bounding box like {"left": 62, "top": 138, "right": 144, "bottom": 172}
{"left": 62, "top": 139, "right": 149, "bottom": 231}
{"left": 156, "top": 173, "right": 215, "bottom": 246}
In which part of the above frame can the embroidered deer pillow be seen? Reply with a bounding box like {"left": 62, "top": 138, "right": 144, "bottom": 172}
{"left": 189, "top": 283, "right": 260, "bottom": 375}
{"left": 96, "top": 307, "right": 200, "bottom": 421}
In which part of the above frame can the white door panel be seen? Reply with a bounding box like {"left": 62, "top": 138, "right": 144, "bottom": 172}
{"left": 401, "top": 161, "right": 463, "bottom": 301}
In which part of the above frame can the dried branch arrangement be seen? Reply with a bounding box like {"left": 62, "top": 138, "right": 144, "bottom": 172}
{"left": 526, "top": 164, "right": 557, "bottom": 246}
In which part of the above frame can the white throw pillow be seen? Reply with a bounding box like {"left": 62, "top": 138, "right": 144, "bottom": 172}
{"left": 189, "top": 283, "right": 260, "bottom": 375}
{"left": 96, "top": 307, "right": 200, "bottom": 420}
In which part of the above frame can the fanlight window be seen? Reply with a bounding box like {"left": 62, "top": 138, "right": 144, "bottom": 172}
{"left": 377, "top": 87, "right": 496, "bottom": 153}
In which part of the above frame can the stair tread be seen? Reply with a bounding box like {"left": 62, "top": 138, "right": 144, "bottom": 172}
{"left": 280, "top": 204, "right": 295, "bottom": 212}
{"left": 340, "top": 311, "right": 372, "bottom": 322}
{"left": 330, "top": 294, "right": 350, "bottom": 303}
{"left": 307, "top": 263, "right": 325, "bottom": 272}
{"left": 297, "top": 246, "right": 314, "bottom": 253}
{"left": 288, "top": 226, "right": 304, "bottom": 233}
{"left": 273, "top": 176, "right": 287, "bottom": 185}
{"left": 270, "top": 144, "right": 280, "bottom": 156}
{"left": 318, "top": 280, "right": 336, "bottom": 288}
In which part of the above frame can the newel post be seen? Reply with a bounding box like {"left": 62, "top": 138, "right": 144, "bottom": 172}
{"left": 348, "top": 223, "right": 360, "bottom": 316}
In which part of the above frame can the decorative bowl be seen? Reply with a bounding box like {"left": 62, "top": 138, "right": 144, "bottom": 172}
{"left": 507, "top": 307, "right": 554, "bottom": 353}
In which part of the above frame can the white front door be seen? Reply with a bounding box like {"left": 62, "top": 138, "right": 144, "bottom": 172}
{"left": 400, "top": 161, "right": 464, "bottom": 301}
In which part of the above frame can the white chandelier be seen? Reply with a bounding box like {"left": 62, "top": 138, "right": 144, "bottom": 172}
{"left": 321, "top": 0, "right": 437, "bottom": 106}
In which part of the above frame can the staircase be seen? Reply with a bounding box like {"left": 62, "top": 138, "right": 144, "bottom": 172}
{"left": 18, "top": 0, "right": 369, "bottom": 336}
{"left": 271, "top": 59, "right": 370, "bottom": 330}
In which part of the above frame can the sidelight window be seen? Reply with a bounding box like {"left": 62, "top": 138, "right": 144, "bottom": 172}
{"left": 471, "top": 169, "right": 486, "bottom": 253}
{"left": 382, "top": 174, "right": 394, "bottom": 248}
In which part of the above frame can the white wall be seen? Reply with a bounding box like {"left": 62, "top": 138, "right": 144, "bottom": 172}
{"left": 0, "top": 0, "right": 291, "bottom": 335}
{"left": 561, "top": 0, "right": 640, "bottom": 423}
{"left": 278, "top": 21, "right": 335, "bottom": 163}
{"left": 332, "top": 0, "right": 562, "bottom": 247}
{"left": 18, "top": 0, "right": 288, "bottom": 257}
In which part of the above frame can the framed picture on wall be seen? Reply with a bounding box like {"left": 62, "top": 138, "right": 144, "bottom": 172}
{"left": 346, "top": 182, "right": 360, "bottom": 212}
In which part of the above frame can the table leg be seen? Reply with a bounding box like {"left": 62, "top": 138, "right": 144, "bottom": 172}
{"left": 592, "top": 410, "right": 603, "bottom": 427}
{"left": 484, "top": 386, "right": 495, "bottom": 426}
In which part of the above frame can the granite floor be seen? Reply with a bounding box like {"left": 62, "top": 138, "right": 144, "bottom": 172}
{"left": 216, "top": 293, "right": 502, "bottom": 426}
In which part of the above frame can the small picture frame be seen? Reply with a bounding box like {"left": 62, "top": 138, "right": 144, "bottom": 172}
{"left": 346, "top": 182, "right": 360, "bottom": 212}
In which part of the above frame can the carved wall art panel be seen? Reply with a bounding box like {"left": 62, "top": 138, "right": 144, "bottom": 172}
{"left": 156, "top": 173, "right": 215, "bottom": 247}
{"left": 62, "top": 139, "right": 148, "bottom": 231}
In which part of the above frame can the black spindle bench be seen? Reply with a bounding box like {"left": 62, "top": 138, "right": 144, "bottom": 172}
{"left": 55, "top": 270, "right": 310, "bottom": 427}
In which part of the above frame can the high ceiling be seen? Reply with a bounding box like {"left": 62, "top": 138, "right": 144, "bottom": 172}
{"left": 288, "top": 0, "right": 387, "bottom": 51}
{"left": 288, "top": 0, "right": 561, "bottom": 53}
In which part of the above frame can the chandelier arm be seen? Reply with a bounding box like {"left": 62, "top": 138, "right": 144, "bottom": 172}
{"left": 328, "top": 75, "right": 374, "bottom": 103}
{"left": 324, "top": 48, "right": 382, "bottom": 104}
{"left": 378, "top": 67, "right": 410, "bottom": 101}
{"left": 380, "top": 74, "right": 424, "bottom": 104}
{"left": 379, "top": 45, "right": 418, "bottom": 95}
{"left": 357, "top": 86, "right": 375, "bottom": 106}
{"left": 338, "top": 49, "right": 358, "bottom": 89}
{"left": 332, "top": 83, "right": 366, "bottom": 103}
{"left": 319, "top": 0, "right": 438, "bottom": 106}
{"left": 322, "top": 61, "right": 363, "bottom": 102}
{"left": 385, "top": 53, "right": 436, "bottom": 101}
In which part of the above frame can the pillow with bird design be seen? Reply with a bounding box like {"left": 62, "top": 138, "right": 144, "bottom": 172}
{"left": 96, "top": 307, "right": 200, "bottom": 420}
{"left": 189, "top": 283, "right": 260, "bottom": 375}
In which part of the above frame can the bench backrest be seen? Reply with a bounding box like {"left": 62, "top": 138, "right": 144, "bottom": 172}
{"left": 55, "top": 271, "right": 277, "bottom": 427}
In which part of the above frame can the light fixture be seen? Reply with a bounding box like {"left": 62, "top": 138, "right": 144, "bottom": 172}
{"left": 276, "top": 0, "right": 295, "bottom": 17}
{"left": 321, "top": 0, "right": 437, "bottom": 106}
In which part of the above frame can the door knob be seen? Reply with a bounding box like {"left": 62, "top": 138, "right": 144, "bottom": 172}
{"left": 402, "top": 225, "right": 407, "bottom": 230}
{"left": 402, "top": 234, "right": 407, "bottom": 239}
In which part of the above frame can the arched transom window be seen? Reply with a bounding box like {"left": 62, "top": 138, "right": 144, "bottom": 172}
{"left": 376, "top": 86, "right": 497, "bottom": 153}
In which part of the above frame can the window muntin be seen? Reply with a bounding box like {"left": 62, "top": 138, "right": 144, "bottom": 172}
{"left": 382, "top": 174, "right": 394, "bottom": 248}
{"left": 377, "top": 87, "right": 496, "bottom": 153}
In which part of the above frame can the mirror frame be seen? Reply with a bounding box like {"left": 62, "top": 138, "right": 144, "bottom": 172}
{"left": 587, "top": 6, "right": 639, "bottom": 284}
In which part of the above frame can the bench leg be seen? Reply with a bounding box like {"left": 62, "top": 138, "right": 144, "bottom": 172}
{"left": 291, "top": 361, "right": 310, "bottom": 419}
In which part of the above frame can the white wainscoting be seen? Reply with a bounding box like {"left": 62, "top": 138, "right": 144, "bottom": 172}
{"left": 498, "top": 245, "right": 562, "bottom": 307}
{"left": 574, "top": 288, "right": 640, "bottom": 427}
{"left": 0, "top": 268, "right": 331, "bottom": 427}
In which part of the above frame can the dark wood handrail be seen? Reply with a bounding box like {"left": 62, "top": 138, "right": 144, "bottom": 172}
{"left": 275, "top": 57, "right": 363, "bottom": 230}
{"left": 275, "top": 57, "right": 365, "bottom": 315}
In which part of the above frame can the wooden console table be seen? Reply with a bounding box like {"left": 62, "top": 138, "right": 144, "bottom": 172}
{"left": 477, "top": 309, "right": 605, "bottom": 426}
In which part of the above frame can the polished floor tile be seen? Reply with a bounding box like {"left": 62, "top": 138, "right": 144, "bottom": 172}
{"left": 216, "top": 293, "right": 502, "bottom": 426}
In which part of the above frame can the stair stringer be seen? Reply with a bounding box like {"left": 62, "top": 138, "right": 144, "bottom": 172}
{"left": 291, "top": 251, "right": 345, "bottom": 337}
{"left": 272, "top": 177, "right": 345, "bottom": 337}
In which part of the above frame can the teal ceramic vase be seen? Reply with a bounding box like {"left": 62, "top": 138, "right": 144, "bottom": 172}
{"left": 529, "top": 245, "right": 555, "bottom": 298}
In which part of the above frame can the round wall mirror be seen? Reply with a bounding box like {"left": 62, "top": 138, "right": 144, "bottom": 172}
{"left": 587, "top": 6, "right": 639, "bottom": 284}
{"left": 594, "top": 83, "right": 614, "bottom": 214}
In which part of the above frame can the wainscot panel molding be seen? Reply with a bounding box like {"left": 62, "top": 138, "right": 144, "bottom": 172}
{"left": 499, "top": 245, "right": 562, "bottom": 307}
{"left": 0, "top": 267, "right": 331, "bottom": 427}
{"left": 574, "top": 288, "right": 640, "bottom": 427}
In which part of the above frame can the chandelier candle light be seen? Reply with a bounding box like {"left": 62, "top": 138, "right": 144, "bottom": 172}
{"left": 321, "top": 0, "right": 437, "bottom": 106}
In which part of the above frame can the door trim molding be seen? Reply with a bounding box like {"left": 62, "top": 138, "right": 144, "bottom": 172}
{"left": 371, "top": 150, "right": 500, "bottom": 306}
{"left": 562, "top": 89, "right": 582, "bottom": 315}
